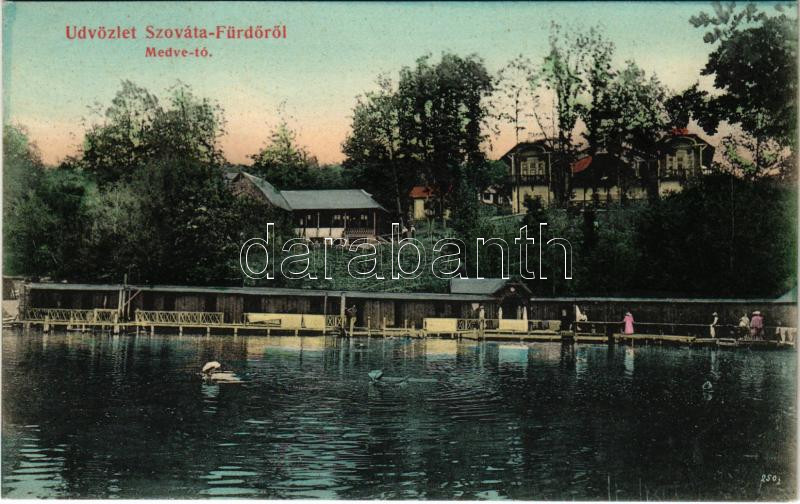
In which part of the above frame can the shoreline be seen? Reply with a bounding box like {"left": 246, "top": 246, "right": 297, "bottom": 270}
{"left": 5, "top": 323, "right": 794, "bottom": 351}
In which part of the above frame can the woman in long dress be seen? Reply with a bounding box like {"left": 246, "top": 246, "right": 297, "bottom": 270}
{"left": 623, "top": 311, "right": 635, "bottom": 335}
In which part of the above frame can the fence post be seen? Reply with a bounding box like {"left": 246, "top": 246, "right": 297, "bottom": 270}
{"left": 322, "top": 293, "right": 328, "bottom": 336}
{"left": 340, "top": 293, "right": 346, "bottom": 331}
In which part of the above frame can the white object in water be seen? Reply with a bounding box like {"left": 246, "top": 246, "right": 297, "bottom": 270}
{"left": 368, "top": 370, "right": 384, "bottom": 382}
{"left": 202, "top": 361, "right": 222, "bottom": 374}
{"left": 208, "top": 371, "right": 242, "bottom": 383}
{"left": 702, "top": 380, "right": 713, "bottom": 391}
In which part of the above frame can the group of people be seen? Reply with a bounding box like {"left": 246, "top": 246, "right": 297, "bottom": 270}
{"left": 485, "top": 304, "right": 792, "bottom": 342}
{"left": 734, "top": 310, "right": 766, "bottom": 340}
{"left": 620, "top": 309, "right": 786, "bottom": 341}
{"left": 711, "top": 310, "right": 796, "bottom": 341}
{"left": 707, "top": 310, "right": 767, "bottom": 339}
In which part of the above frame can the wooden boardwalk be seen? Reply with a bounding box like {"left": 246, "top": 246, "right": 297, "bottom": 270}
{"left": 10, "top": 308, "right": 795, "bottom": 350}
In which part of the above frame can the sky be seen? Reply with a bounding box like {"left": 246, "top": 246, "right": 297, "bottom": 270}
{"left": 3, "top": 1, "right": 725, "bottom": 166}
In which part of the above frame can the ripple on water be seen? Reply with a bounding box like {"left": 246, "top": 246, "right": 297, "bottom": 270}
{"left": 199, "top": 487, "right": 259, "bottom": 497}
{"left": 1, "top": 333, "right": 796, "bottom": 500}
{"left": 2, "top": 427, "right": 66, "bottom": 498}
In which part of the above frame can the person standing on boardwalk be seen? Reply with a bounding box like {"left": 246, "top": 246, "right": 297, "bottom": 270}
{"left": 710, "top": 312, "right": 719, "bottom": 338}
{"left": 623, "top": 311, "right": 634, "bottom": 335}
{"left": 559, "top": 307, "right": 571, "bottom": 332}
{"left": 738, "top": 313, "right": 750, "bottom": 339}
{"left": 345, "top": 305, "right": 358, "bottom": 333}
{"left": 750, "top": 311, "right": 764, "bottom": 340}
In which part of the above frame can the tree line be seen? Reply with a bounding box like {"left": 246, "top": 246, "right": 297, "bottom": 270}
{"left": 3, "top": 2, "right": 796, "bottom": 297}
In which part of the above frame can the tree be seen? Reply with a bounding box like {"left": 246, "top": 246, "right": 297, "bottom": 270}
{"left": 535, "top": 22, "right": 591, "bottom": 203}
{"left": 495, "top": 56, "right": 535, "bottom": 144}
{"left": 505, "top": 25, "right": 673, "bottom": 203}
{"left": 634, "top": 174, "right": 796, "bottom": 297}
{"left": 592, "top": 62, "right": 672, "bottom": 200}
{"left": 395, "top": 53, "right": 494, "bottom": 219}
{"left": 688, "top": 2, "right": 798, "bottom": 177}
{"left": 4, "top": 125, "right": 95, "bottom": 279}
{"left": 6, "top": 167, "right": 94, "bottom": 280}
{"left": 517, "top": 24, "right": 618, "bottom": 204}
{"left": 81, "top": 81, "right": 226, "bottom": 185}
{"left": 577, "top": 27, "right": 616, "bottom": 156}
{"left": 344, "top": 54, "right": 495, "bottom": 222}
{"left": 250, "top": 121, "right": 319, "bottom": 189}
{"left": 342, "top": 76, "right": 411, "bottom": 217}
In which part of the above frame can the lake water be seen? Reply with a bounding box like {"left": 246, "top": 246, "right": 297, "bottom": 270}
{"left": 1, "top": 330, "right": 796, "bottom": 500}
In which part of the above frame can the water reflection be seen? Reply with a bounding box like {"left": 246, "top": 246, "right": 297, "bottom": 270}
{"left": 2, "top": 330, "right": 796, "bottom": 500}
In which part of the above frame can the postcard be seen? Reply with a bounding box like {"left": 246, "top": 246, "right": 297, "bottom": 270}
{"left": 2, "top": 1, "right": 797, "bottom": 500}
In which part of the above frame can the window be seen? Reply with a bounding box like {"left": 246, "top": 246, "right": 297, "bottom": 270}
{"left": 520, "top": 159, "right": 532, "bottom": 176}
{"left": 665, "top": 155, "right": 677, "bottom": 177}
{"left": 665, "top": 148, "right": 693, "bottom": 178}
{"left": 521, "top": 156, "right": 547, "bottom": 178}
{"left": 533, "top": 159, "right": 547, "bottom": 177}
{"left": 676, "top": 151, "right": 686, "bottom": 171}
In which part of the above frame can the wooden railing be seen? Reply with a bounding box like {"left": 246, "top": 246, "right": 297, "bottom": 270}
{"left": 456, "top": 319, "right": 502, "bottom": 330}
{"left": 344, "top": 227, "right": 376, "bottom": 238}
{"left": 457, "top": 318, "right": 481, "bottom": 331}
{"left": 326, "top": 315, "right": 343, "bottom": 328}
{"left": 134, "top": 310, "right": 224, "bottom": 325}
{"left": 23, "top": 308, "right": 118, "bottom": 323}
{"left": 579, "top": 320, "right": 796, "bottom": 339}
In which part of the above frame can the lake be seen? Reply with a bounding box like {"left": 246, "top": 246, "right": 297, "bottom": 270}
{"left": 1, "top": 330, "right": 795, "bottom": 499}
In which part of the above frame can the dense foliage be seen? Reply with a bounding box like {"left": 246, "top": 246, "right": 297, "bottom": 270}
{"left": 4, "top": 3, "right": 797, "bottom": 297}
{"left": 679, "top": 3, "right": 798, "bottom": 177}
{"left": 4, "top": 83, "right": 292, "bottom": 286}
{"left": 342, "top": 53, "right": 496, "bottom": 220}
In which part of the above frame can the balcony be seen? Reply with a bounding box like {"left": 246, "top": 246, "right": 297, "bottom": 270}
{"left": 508, "top": 174, "right": 549, "bottom": 186}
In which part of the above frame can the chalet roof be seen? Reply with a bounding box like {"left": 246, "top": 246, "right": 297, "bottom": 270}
{"left": 282, "top": 189, "right": 385, "bottom": 211}
{"left": 409, "top": 186, "right": 434, "bottom": 199}
{"left": 499, "top": 140, "right": 551, "bottom": 162}
{"left": 240, "top": 172, "right": 291, "bottom": 210}
{"left": 658, "top": 129, "right": 714, "bottom": 151}
{"left": 571, "top": 156, "right": 593, "bottom": 174}
{"left": 499, "top": 130, "right": 716, "bottom": 164}
{"left": 569, "top": 153, "right": 633, "bottom": 186}
{"left": 238, "top": 172, "right": 385, "bottom": 212}
{"left": 450, "top": 278, "right": 508, "bottom": 295}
